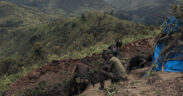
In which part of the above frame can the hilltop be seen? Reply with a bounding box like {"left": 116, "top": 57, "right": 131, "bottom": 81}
{"left": 0, "top": 12, "right": 159, "bottom": 95}
{"left": 4, "top": 38, "right": 155, "bottom": 96}
{"left": 4, "top": 38, "right": 183, "bottom": 96}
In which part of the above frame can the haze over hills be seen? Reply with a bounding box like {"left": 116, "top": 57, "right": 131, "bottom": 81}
{"left": 104, "top": 0, "right": 172, "bottom": 11}
{"left": 5, "top": 0, "right": 177, "bottom": 25}
{"left": 105, "top": 0, "right": 175, "bottom": 25}
{"left": 6, "top": 0, "right": 116, "bottom": 15}
{"left": 0, "top": 1, "right": 58, "bottom": 30}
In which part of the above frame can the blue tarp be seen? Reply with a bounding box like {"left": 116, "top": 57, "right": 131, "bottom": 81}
{"left": 153, "top": 16, "right": 183, "bottom": 72}
{"left": 162, "top": 16, "right": 183, "bottom": 34}
{"left": 153, "top": 43, "right": 183, "bottom": 72}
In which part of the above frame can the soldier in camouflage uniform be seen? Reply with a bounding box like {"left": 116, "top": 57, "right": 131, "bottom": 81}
{"left": 99, "top": 50, "right": 127, "bottom": 90}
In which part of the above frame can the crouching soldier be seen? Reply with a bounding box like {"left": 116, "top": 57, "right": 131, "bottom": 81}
{"left": 69, "top": 63, "right": 94, "bottom": 96}
{"left": 99, "top": 50, "right": 127, "bottom": 90}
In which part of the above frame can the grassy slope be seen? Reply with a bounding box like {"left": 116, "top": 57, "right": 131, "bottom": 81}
{"left": 0, "top": 12, "right": 160, "bottom": 95}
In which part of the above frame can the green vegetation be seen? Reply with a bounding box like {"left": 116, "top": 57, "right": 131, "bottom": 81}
{"left": 0, "top": 12, "right": 160, "bottom": 95}
{"left": 0, "top": 1, "right": 58, "bottom": 30}
{"left": 105, "top": 84, "right": 119, "bottom": 96}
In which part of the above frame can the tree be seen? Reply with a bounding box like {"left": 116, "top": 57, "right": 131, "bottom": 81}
{"left": 31, "top": 42, "right": 48, "bottom": 64}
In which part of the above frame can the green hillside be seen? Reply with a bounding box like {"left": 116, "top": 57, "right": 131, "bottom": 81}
{"left": 0, "top": 12, "right": 160, "bottom": 94}
{"left": 0, "top": 12, "right": 159, "bottom": 58}
{"left": 0, "top": 1, "right": 57, "bottom": 30}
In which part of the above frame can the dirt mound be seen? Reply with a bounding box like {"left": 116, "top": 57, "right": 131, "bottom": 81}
{"left": 4, "top": 38, "right": 154, "bottom": 96}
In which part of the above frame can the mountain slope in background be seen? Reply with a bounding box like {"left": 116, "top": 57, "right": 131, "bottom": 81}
{"left": 0, "top": 1, "right": 57, "bottom": 30}
{"left": 6, "top": 0, "right": 115, "bottom": 15}
{"left": 105, "top": 0, "right": 175, "bottom": 25}
{"left": 5, "top": 0, "right": 175, "bottom": 25}
{"left": 104, "top": 0, "right": 170, "bottom": 11}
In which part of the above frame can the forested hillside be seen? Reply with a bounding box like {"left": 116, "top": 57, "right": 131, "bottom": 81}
{"left": 6, "top": 0, "right": 115, "bottom": 15}
{"left": 0, "top": 1, "right": 57, "bottom": 30}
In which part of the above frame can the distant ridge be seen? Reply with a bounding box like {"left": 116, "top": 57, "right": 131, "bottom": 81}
{"left": 6, "top": 0, "right": 116, "bottom": 15}
{"left": 0, "top": 1, "right": 57, "bottom": 29}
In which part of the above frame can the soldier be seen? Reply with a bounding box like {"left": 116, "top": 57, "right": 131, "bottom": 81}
{"left": 108, "top": 44, "right": 119, "bottom": 57}
{"left": 99, "top": 50, "right": 111, "bottom": 90}
{"left": 108, "top": 40, "right": 123, "bottom": 57}
{"left": 115, "top": 40, "right": 123, "bottom": 49}
{"left": 69, "top": 63, "right": 94, "bottom": 96}
{"left": 99, "top": 50, "right": 127, "bottom": 90}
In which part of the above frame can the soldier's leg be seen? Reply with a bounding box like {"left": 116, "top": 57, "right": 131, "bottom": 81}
{"left": 68, "top": 78, "right": 76, "bottom": 96}
{"left": 99, "top": 75, "right": 105, "bottom": 90}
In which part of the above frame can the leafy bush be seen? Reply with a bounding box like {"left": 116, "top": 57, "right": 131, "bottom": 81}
{"left": 0, "top": 57, "right": 22, "bottom": 76}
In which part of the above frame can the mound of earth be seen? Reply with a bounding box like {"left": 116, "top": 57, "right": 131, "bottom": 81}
{"left": 81, "top": 68, "right": 183, "bottom": 96}
{"left": 4, "top": 38, "right": 155, "bottom": 96}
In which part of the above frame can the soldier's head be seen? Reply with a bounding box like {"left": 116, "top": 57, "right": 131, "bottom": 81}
{"left": 116, "top": 40, "right": 122, "bottom": 48}
{"left": 102, "top": 50, "right": 112, "bottom": 60}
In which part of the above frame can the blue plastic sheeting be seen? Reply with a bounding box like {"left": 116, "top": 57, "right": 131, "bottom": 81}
{"left": 153, "top": 16, "right": 183, "bottom": 72}
{"left": 162, "top": 16, "right": 183, "bottom": 34}
{"left": 153, "top": 43, "right": 183, "bottom": 72}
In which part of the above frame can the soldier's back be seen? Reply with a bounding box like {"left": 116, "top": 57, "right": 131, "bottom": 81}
{"left": 109, "top": 57, "right": 126, "bottom": 77}
{"left": 76, "top": 63, "right": 89, "bottom": 79}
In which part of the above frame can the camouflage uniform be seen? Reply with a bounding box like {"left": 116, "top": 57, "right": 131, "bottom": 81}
{"left": 108, "top": 57, "right": 127, "bottom": 82}
{"left": 100, "top": 56, "right": 127, "bottom": 89}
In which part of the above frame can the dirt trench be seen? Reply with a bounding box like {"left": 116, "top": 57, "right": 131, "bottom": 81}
{"left": 4, "top": 38, "right": 155, "bottom": 96}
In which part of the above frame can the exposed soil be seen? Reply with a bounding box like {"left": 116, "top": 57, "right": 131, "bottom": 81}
{"left": 5, "top": 38, "right": 183, "bottom": 96}
{"left": 81, "top": 68, "right": 183, "bottom": 96}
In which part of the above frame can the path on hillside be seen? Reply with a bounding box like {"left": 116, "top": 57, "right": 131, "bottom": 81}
{"left": 6, "top": 38, "right": 182, "bottom": 96}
